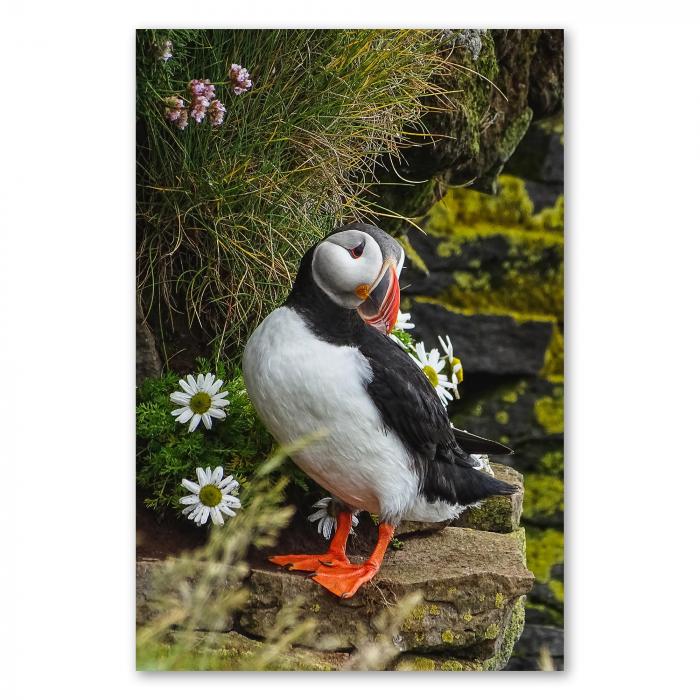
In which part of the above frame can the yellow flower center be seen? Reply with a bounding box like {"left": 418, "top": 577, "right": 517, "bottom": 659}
{"left": 423, "top": 365, "right": 439, "bottom": 387}
{"left": 451, "top": 357, "right": 464, "bottom": 383}
{"left": 199, "top": 484, "right": 222, "bottom": 507}
{"left": 189, "top": 391, "right": 212, "bottom": 414}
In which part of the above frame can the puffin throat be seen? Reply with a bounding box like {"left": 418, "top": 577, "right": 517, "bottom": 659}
{"left": 357, "top": 260, "right": 400, "bottom": 335}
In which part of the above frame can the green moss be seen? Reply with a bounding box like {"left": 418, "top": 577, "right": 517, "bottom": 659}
{"left": 540, "top": 450, "right": 564, "bottom": 477}
{"left": 526, "top": 527, "right": 564, "bottom": 582}
{"left": 427, "top": 174, "right": 563, "bottom": 235}
{"left": 495, "top": 592, "right": 505, "bottom": 609}
{"left": 483, "top": 624, "right": 499, "bottom": 640}
{"left": 534, "top": 394, "right": 564, "bottom": 434}
{"left": 502, "top": 390, "right": 519, "bottom": 403}
{"left": 462, "top": 610, "right": 473, "bottom": 623}
{"left": 523, "top": 474, "right": 564, "bottom": 521}
{"left": 495, "top": 410, "right": 509, "bottom": 425}
{"left": 440, "top": 660, "right": 464, "bottom": 671}
{"left": 548, "top": 579, "right": 564, "bottom": 603}
{"left": 428, "top": 604, "right": 441, "bottom": 616}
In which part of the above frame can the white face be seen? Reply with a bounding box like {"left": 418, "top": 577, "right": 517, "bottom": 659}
{"left": 311, "top": 229, "right": 384, "bottom": 308}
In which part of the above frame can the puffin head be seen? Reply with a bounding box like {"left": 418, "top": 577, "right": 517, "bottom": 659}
{"left": 311, "top": 223, "right": 405, "bottom": 334}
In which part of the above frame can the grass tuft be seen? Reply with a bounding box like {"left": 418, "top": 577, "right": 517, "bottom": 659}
{"left": 137, "top": 29, "right": 449, "bottom": 357}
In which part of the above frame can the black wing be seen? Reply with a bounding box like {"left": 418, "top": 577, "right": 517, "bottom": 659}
{"left": 357, "top": 329, "right": 511, "bottom": 461}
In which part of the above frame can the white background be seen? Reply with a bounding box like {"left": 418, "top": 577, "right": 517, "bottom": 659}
{"left": 2, "top": 1, "right": 700, "bottom": 696}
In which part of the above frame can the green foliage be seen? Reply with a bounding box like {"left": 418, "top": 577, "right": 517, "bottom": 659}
{"left": 137, "top": 29, "right": 447, "bottom": 357}
{"left": 136, "top": 358, "right": 274, "bottom": 512}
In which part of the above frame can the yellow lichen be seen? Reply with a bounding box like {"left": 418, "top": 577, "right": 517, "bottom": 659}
{"left": 441, "top": 629, "right": 455, "bottom": 644}
{"left": 534, "top": 395, "right": 564, "bottom": 434}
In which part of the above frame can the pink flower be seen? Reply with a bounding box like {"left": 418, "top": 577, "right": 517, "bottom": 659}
{"left": 164, "top": 96, "right": 185, "bottom": 123}
{"left": 175, "top": 110, "right": 188, "bottom": 130}
{"left": 208, "top": 99, "right": 227, "bottom": 127}
{"left": 188, "top": 78, "right": 216, "bottom": 101}
{"left": 229, "top": 63, "right": 253, "bottom": 95}
{"left": 159, "top": 40, "right": 173, "bottom": 62}
{"left": 190, "top": 95, "right": 210, "bottom": 124}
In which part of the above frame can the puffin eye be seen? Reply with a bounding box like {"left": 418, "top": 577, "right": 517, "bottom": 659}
{"left": 349, "top": 241, "right": 365, "bottom": 259}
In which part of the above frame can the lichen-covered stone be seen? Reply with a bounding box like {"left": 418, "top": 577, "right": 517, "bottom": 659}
{"left": 239, "top": 527, "right": 533, "bottom": 656}
{"left": 394, "top": 595, "right": 526, "bottom": 671}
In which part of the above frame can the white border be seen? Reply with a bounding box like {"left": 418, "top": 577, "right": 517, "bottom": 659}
{"left": 3, "top": 2, "right": 700, "bottom": 697}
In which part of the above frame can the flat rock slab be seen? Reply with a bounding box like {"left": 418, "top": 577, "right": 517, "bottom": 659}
{"left": 241, "top": 526, "right": 533, "bottom": 660}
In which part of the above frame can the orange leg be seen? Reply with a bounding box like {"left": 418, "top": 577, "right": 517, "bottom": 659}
{"left": 312, "top": 522, "right": 395, "bottom": 599}
{"left": 269, "top": 510, "right": 357, "bottom": 572}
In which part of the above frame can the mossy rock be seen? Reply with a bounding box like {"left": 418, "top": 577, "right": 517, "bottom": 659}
{"left": 452, "top": 463, "right": 523, "bottom": 533}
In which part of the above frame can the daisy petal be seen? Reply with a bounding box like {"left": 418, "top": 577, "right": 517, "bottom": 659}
{"left": 211, "top": 379, "right": 224, "bottom": 394}
{"left": 188, "top": 504, "right": 203, "bottom": 520}
{"left": 179, "top": 378, "right": 195, "bottom": 395}
{"left": 212, "top": 391, "right": 229, "bottom": 400}
{"left": 322, "top": 517, "right": 334, "bottom": 540}
{"left": 220, "top": 505, "right": 237, "bottom": 517}
{"left": 196, "top": 467, "right": 208, "bottom": 486}
{"left": 171, "top": 407, "right": 188, "bottom": 416}
{"left": 212, "top": 466, "right": 224, "bottom": 484}
{"left": 208, "top": 408, "right": 226, "bottom": 419}
{"left": 222, "top": 495, "right": 241, "bottom": 508}
{"left": 221, "top": 481, "right": 239, "bottom": 495}
{"left": 179, "top": 494, "right": 200, "bottom": 505}
{"left": 218, "top": 475, "right": 234, "bottom": 489}
{"left": 186, "top": 374, "right": 199, "bottom": 394}
{"left": 202, "top": 413, "right": 213, "bottom": 429}
{"left": 203, "top": 373, "right": 215, "bottom": 392}
{"left": 182, "top": 479, "right": 201, "bottom": 494}
{"left": 188, "top": 413, "right": 202, "bottom": 432}
{"left": 211, "top": 507, "right": 224, "bottom": 526}
{"left": 199, "top": 506, "right": 210, "bottom": 525}
{"left": 308, "top": 510, "right": 325, "bottom": 522}
{"left": 176, "top": 408, "right": 194, "bottom": 423}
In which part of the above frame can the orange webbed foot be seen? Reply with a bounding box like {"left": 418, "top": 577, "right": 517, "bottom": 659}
{"left": 268, "top": 552, "right": 354, "bottom": 572}
{"left": 311, "top": 562, "right": 380, "bottom": 599}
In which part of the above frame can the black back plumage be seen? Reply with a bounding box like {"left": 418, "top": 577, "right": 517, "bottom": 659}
{"left": 286, "top": 243, "right": 517, "bottom": 507}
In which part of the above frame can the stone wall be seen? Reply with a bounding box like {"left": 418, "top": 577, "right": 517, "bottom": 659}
{"left": 137, "top": 465, "right": 534, "bottom": 671}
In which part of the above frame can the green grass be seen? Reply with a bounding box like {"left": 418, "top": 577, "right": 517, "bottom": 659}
{"left": 137, "top": 29, "right": 449, "bottom": 359}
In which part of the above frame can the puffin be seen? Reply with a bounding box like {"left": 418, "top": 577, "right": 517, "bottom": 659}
{"left": 242, "top": 223, "right": 516, "bottom": 598}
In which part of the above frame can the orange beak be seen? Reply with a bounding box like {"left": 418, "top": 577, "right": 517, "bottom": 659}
{"left": 357, "top": 260, "right": 400, "bottom": 335}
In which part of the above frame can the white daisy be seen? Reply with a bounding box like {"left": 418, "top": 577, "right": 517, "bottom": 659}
{"left": 170, "top": 372, "right": 229, "bottom": 432}
{"left": 411, "top": 341, "right": 456, "bottom": 406}
{"left": 180, "top": 466, "right": 241, "bottom": 526}
{"left": 308, "top": 497, "right": 359, "bottom": 540}
{"left": 438, "top": 335, "right": 464, "bottom": 399}
{"left": 394, "top": 311, "right": 415, "bottom": 331}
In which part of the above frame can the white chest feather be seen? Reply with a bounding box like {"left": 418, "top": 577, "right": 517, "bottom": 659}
{"left": 242, "top": 307, "right": 418, "bottom": 521}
